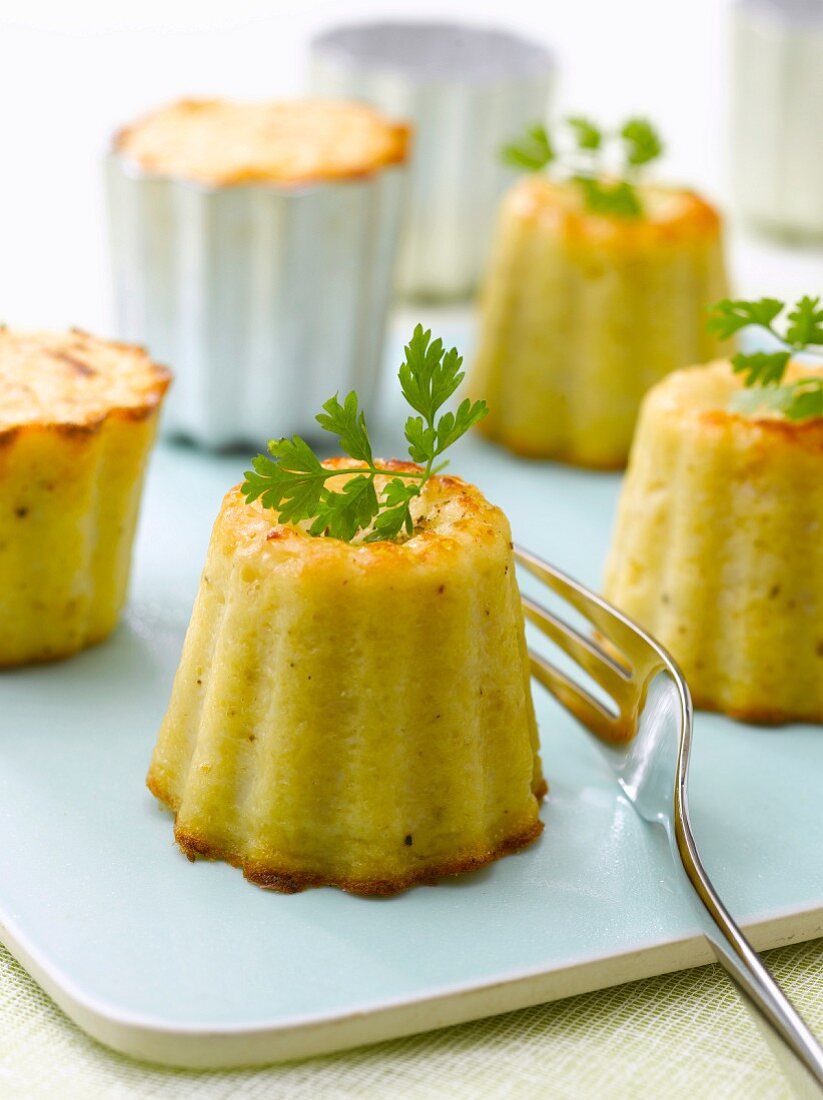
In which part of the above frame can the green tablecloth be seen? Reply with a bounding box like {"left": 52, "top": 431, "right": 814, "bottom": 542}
{"left": 2, "top": 936, "right": 822, "bottom": 1098}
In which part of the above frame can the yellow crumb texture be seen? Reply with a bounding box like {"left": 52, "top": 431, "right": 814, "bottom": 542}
{"left": 147, "top": 460, "right": 545, "bottom": 894}
{"left": 604, "top": 360, "right": 823, "bottom": 723}
{"left": 470, "top": 177, "right": 729, "bottom": 468}
{"left": 0, "top": 329, "right": 170, "bottom": 665}
{"left": 114, "top": 98, "right": 410, "bottom": 186}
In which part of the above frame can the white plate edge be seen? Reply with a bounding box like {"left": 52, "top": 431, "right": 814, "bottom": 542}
{"left": 2, "top": 901, "right": 822, "bottom": 1069}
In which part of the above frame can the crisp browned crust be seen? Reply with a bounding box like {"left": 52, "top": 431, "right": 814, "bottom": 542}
{"left": 509, "top": 175, "right": 723, "bottom": 248}
{"left": 646, "top": 360, "right": 823, "bottom": 453}
{"left": 700, "top": 408, "right": 823, "bottom": 452}
{"left": 690, "top": 693, "right": 823, "bottom": 727}
{"left": 175, "top": 817, "right": 544, "bottom": 897}
{"left": 223, "top": 456, "right": 509, "bottom": 557}
{"left": 0, "top": 405, "right": 168, "bottom": 448}
{"left": 148, "top": 772, "right": 546, "bottom": 897}
{"left": 0, "top": 328, "right": 171, "bottom": 444}
{"left": 113, "top": 98, "right": 410, "bottom": 187}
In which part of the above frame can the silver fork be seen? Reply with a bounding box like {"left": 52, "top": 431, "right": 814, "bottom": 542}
{"left": 516, "top": 544, "right": 823, "bottom": 1097}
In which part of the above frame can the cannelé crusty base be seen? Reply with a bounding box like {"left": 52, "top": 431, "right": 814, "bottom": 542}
{"left": 147, "top": 459, "right": 546, "bottom": 895}
{"left": 604, "top": 360, "right": 823, "bottom": 724}
{"left": 0, "top": 329, "right": 170, "bottom": 665}
{"left": 157, "top": 803, "right": 546, "bottom": 897}
{"left": 470, "top": 177, "right": 729, "bottom": 468}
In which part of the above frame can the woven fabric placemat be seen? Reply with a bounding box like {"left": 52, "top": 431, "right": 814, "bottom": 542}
{"left": 1, "top": 936, "right": 822, "bottom": 1098}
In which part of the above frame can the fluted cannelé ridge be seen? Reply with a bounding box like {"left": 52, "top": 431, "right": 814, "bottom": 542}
{"left": 604, "top": 360, "right": 823, "bottom": 723}
{"left": 148, "top": 460, "right": 545, "bottom": 894}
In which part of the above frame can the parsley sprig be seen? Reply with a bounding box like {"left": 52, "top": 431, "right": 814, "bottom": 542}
{"left": 707, "top": 296, "right": 823, "bottom": 420}
{"left": 242, "top": 326, "right": 488, "bottom": 542}
{"left": 501, "top": 116, "right": 664, "bottom": 219}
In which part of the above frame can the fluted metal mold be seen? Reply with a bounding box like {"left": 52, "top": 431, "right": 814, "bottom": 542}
{"left": 310, "top": 22, "right": 554, "bottom": 301}
{"left": 106, "top": 155, "right": 407, "bottom": 448}
{"left": 732, "top": 0, "right": 823, "bottom": 239}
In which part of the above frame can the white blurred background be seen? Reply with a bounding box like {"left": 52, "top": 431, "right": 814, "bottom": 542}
{"left": 0, "top": 0, "right": 819, "bottom": 333}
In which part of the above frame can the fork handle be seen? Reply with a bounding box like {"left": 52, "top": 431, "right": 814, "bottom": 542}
{"left": 675, "top": 814, "right": 823, "bottom": 1097}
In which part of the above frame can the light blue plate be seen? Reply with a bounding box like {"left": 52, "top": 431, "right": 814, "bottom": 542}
{"left": 0, "top": 327, "right": 821, "bottom": 1068}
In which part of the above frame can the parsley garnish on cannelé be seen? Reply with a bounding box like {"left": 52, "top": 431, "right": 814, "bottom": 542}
{"left": 501, "top": 116, "right": 664, "bottom": 219}
{"left": 242, "top": 326, "right": 488, "bottom": 543}
{"left": 707, "top": 295, "right": 823, "bottom": 420}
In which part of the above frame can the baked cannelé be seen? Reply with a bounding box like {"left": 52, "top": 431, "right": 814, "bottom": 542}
{"left": 148, "top": 327, "right": 545, "bottom": 892}
{"left": 471, "top": 118, "right": 729, "bottom": 467}
{"left": 605, "top": 296, "right": 823, "bottom": 721}
{"left": 0, "top": 328, "right": 169, "bottom": 664}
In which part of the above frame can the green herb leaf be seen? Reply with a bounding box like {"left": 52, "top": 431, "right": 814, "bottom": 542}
{"left": 729, "top": 378, "right": 823, "bottom": 420}
{"left": 501, "top": 124, "right": 554, "bottom": 171}
{"left": 706, "top": 298, "right": 785, "bottom": 340}
{"left": 398, "top": 324, "right": 464, "bottom": 424}
{"left": 404, "top": 416, "right": 437, "bottom": 465}
{"left": 501, "top": 115, "right": 663, "bottom": 219}
{"left": 730, "top": 350, "right": 792, "bottom": 387}
{"left": 435, "top": 397, "right": 490, "bottom": 454}
{"left": 315, "top": 391, "right": 373, "bottom": 464}
{"left": 242, "top": 326, "right": 490, "bottom": 543}
{"left": 309, "top": 475, "right": 379, "bottom": 542}
{"left": 363, "top": 479, "right": 420, "bottom": 542}
{"left": 707, "top": 294, "right": 823, "bottom": 419}
{"left": 620, "top": 118, "right": 664, "bottom": 166}
{"left": 786, "top": 295, "right": 823, "bottom": 347}
{"left": 576, "top": 177, "right": 643, "bottom": 219}
{"left": 241, "top": 437, "right": 326, "bottom": 523}
{"left": 567, "top": 116, "right": 602, "bottom": 151}
{"left": 785, "top": 379, "right": 823, "bottom": 419}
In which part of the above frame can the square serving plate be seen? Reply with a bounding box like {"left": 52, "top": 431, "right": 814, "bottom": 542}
{"left": 1, "top": 325, "right": 821, "bottom": 1069}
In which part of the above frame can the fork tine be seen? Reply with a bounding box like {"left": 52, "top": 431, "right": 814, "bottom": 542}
{"left": 521, "top": 594, "right": 633, "bottom": 707}
{"left": 514, "top": 544, "right": 656, "bottom": 672}
{"left": 528, "top": 649, "right": 620, "bottom": 743}
{"left": 530, "top": 649, "right": 641, "bottom": 746}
